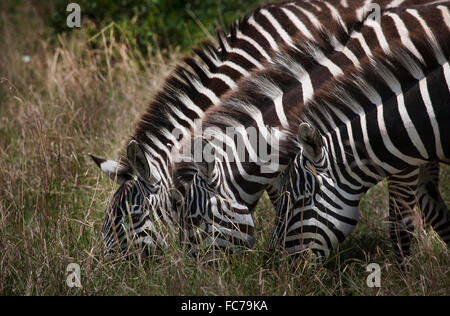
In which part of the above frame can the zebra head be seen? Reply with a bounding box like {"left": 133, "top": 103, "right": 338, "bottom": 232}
{"left": 178, "top": 137, "right": 256, "bottom": 251}
{"left": 91, "top": 140, "right": 174, "bottom": 258}
{"left": 268, "top": 122, "right": 340, "bottom": 259}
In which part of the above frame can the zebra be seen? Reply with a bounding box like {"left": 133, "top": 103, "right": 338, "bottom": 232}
{"left": 266, "top": 3, "right": 450, "bottom": 260}
{"left": 174, "top": 1, "right": 450, "bottom": 261}
{"left": 89, "top": 0, "right": 434, "bottom": 257}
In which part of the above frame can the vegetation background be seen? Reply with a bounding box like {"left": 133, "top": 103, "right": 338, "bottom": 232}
{"left": 0, "top": 0, "right": 448, "bottom": 296}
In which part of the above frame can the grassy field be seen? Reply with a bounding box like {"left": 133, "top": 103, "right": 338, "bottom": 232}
{"left": 0, "top": 3, "right": 448, "bottom": 296}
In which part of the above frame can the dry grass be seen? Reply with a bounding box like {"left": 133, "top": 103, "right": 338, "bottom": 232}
{"left": 0, "top": 3, "right": 448, "bottom": 296}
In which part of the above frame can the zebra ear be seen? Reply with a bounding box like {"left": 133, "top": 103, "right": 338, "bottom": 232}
{"left": 192, "top": 137, "right": 216, "bottom": 180}
{"left": 127, "top": 140, "right": 161, "bottom": 184}
{"left": 89, "top": 154, "right": 131, "bottom": 184}
{"left": 297, "top": 123, "right": 324, "bottom": 162}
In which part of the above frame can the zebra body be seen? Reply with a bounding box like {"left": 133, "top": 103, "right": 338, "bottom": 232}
{"left": 176, "top": 1, "right": 450, "bottom": 259}
{"left": 268, "top": 3, "right": 450, "bottom": 259}
{"left": 89, "top": 0, "right": 437, "bottom": 257}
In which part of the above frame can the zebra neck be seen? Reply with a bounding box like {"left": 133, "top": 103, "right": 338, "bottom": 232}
{"left": 317, "top": 58, "right": 449, "bottom": 196}
{"left": 215, "top": 155, "right": 285, "bottom": 207}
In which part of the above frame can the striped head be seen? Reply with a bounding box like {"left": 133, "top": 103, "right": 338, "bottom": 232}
{"left": 91, "top": 140, "right": 175, "bottom": 258}
{"left": 177, "top": 137, "right": 256, "bottom": 251}
{"left": 268, "top": 123, "right": 357, "bottom": 259}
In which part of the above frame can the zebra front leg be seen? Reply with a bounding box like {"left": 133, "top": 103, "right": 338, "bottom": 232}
{"left": 387, "top": 167, "right": 420, "bottom": 263}
{"left": 417, "top": 162, "right": 450, "bottom": 247}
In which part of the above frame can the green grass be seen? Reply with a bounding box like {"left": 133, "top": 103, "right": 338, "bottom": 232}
{"left": 0, "top": 2, "right": 448, "bottom": 296}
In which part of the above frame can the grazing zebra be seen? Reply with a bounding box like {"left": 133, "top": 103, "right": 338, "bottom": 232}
{"left": 89, "top": 0, "right": 434, "bottom": 257}
{"left": 175, "top": 1, "right": 450, "bottom": 260}
{"left": 267, "top": 4, "right": 450, "bottom": 260}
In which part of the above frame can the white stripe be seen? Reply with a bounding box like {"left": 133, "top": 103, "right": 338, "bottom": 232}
{"left": 306, "top": 44, "right": 344, "bottom": 77}
{"left": 407, "top": 9, "right": 447, "bottom": 66}
{"left": 201, "top": 49, "right": 220, "bottom": 67}
{"left": 159, "top": 127, "right": 181, "bottom": 147}
{"left": 328, "top": 105, "right": 385, "bottom": 183}
{"left": 321, "top": 176, "right": 362, "bottom": 204}
{"left": 377, "top": 67, "right": 430, "bottom": 160}
{"left": 261, "top": 9, "right": 295, "bottom": 46}
{"left": 420, "top": 71, "right": 446, "bottom": 160}
{"left": 283, "top": 231, "right": 328, "bottom": 251}
{"left": 313, "top": 114, "right": 369, "bottom": 190}
{"left": 202, "top": 47, "right": 249, "bottom": 76}
{"left": 291, "top": 5, "right": 323, "bottom": 30}
{"left": 280, "top": 7, "right": 314, "bottom": 41}
{"left": 208, "top": 72, "right": 237, "bottom": 90}
{"left": 315, "top": 195, "right": 359, "bottom": 233}
{"left": 210, "top": 224, "right": 254, "bottom": 247}
{"left": 444, "top": 62, "right": 450, "bottom": 99}
{"left": 248, "top": 15, "right": 279, "bottom": 52}
{"left": 308, "top": 2, "right": 322, "bottom": 12}
{"left": 167, "top": 102, "right": 196, "bottom": 128}
{"left": 236, "top": 30, "right": 273, "bottom": 62}
{"left": 356, "top": 0, "right": 373, "bottom": 23}
{"left": 322, "top": 91, "right": 402, "bottom": 175}
{"left": 287, "top": 217, "right": 340, "bottom": 250}
{"left": 438, "top": 5, "right": 450, "bottom": 31}
{"left": 229, "top": 47, "right": 264, "bottom": 70}
{"left": 387, "top": 0, "right": 406, "bottom": 8}
{"left": 325, "top": 2, "right": 348, "bottom": 33}
{"left": 385, "top": 12, "right": 425, "bottom": 64}
{"left": 274, "top": 94, "right": 289, "bottom": 129}
{"left": 221, "top": 60, "right": 250, "bottom": 76}
{"left": 210, "top": 198, "right": 253, "bottom": 226}
{"left": 276, "top": 55, "right": 314, "bottom": 103}
{"left": 329, "top": 35, "right": 360, "bottom": 67}
{"left": 324, "top": 112, "right": 376, "bottom": 187}
{"left": 145, "top": 133, "right": 173, "bottom": 163}
{"left": 365, "top": 18, "right": 390, "bottom": 54}
{"left": 197, "top": 62, "right": 238, "bottom": 90}
{"left": 190, "top": 77, "right": 220, "bottom": 105}
{"left": 208, "top": 132, "right": 276, "bottom": 185}
{"left": 351, "top": 31, "right": 373, "bottom": 59}
{"left": 177, "top": 92, "right": 204, "bottom": 118}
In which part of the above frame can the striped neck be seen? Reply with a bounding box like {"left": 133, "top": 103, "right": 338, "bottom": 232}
{"left": 305, "top": 48, "right": 449, "bottom": 196}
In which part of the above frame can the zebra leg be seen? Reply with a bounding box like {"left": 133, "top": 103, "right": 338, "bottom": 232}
{"left": 387, "top": 168, "right": 419, "bottom": 262}
{"left": 417, "top": 162, "right": 450, "bottom": 246}
{"left": 387, "top": 162, "right": 449, "bottom": 263}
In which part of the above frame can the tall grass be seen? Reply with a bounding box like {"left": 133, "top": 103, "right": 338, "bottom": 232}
{"left": 0, "top": 3, "right": 448, "bottom": 296}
